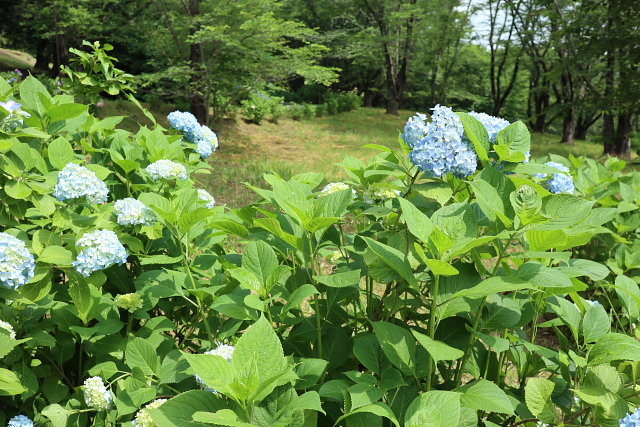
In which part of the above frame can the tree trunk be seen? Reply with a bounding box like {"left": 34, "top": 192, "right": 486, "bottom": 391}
{"left": 560, "top": 111, "right": 575, "bottom": 145}
{"left": 189, "top": 0, "right": 207, "bottom": 124}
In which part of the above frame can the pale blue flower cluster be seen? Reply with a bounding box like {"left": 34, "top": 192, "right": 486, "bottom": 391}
{"left": 54, "top": 163, "right": 109, "bottom": 204}
{"left": 197, "top": 189, "right": 216, "bottom": 209}
{"left": 7, "top": 415, "right": 34, "bottom": 427}
{"left": 114, "top": 198, "right": 156, "bottom": 226}
{"left": 73, "top": 230, "right": 127, "bottom": 277}
{"left": 83, "top": 376, "right": 113, "bottom": 410}
{"left": 167, "top": 111, "right": 218, "bottom": 159}
{"left": 401, "top": 112, "right": 428, "bottom": 148}
{"left": 0, "top": 233, "right": 35, "bottom": 290}
{"left": 620, "top": 407, "right": 640, "bottom": 427}
{"left": 195, "top": 344, "right": 235, "bottom": 393}
{"left": 318, "top": 182, "right": 356, "bottom": 199}
{"left": 468, "top": 111, "right": 510, "bottom": 143}
{"left": 406, "top": 105, "right": 478, "bottom": 178}
{"left": 0, "top": 100, "right": 31, "bottom": 132}
{"left": 534, "top": 162, "right": 575, "bottom": 194}
{"left": 146, "top": 159, "right": 188, "bottom": 181}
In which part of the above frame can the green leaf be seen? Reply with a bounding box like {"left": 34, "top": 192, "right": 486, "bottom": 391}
{"left": 525, "top": 378, "right": 556, "bottom": 423}
{"left": 398, "top": 198, "right": 434, "bottom": 243}
{"left": 254, "top": 218, "right": 304, "bottom": 251}
{"left": 48, "top": 136, "right": 75, "bottom": 170}
{"left": 404, "top": 391, "right": 461, "bottom": 427}
{"left": 149, "top": 390, "right": 228, "bottom": 427}
{"left": 0, "top": 368, "right": 26, "bottom": 395}
{"left": 38, "top": 245, "right": 73, "bottom": 266}
{"left": 353, "top": 333, "right": 386, "bottom": 375}
{"left": 313, "top": 269, "right": 361, "bottom": 288}
{"left": 192, "top": 409, "right": 255, "bottom": 427}
{"left": 363, "top": 237, "right": 418, "bottom": 289}
{"left": 449, "top": 276, "right": 533, "bottom": 301}
{"left": 372, "top": 322, "right": 416, "bottom": 376}
{"left": 4, "top": 180, "right": 32, "bottom": 199}
{"left": 242, "top": 240, "right": 277, "bottom": 286}
{"left": 282, "top": 284, "right": 318, "bottom": 314}
{"left": 455, "top": 379, "right": 514, "bottom": 415}
{"left": 412, "top": 330, "right": 464, "bottom": 362}
{"left": 126, "top": 337, "right": 160, "bottom": 377}
{"left": 495, "top": 121, "right": 530, "bottom": 155}
{"left": 294, "top": 359, "right": 328, "bottom": 390}
{"left": 47, "top": 103, "right": 88, "bottom": 123}
{"left": 582, "top": 305, "right": 610, "bottom": 343}
{"left": 537, "top": 194, "right": 594, "bottom": 231}
{"left": 423, "top": 259, "right": 459, "bottom": 276}
{"left": 228, "top": 268, "right": 262, "bottom": 294}
{"left": 337, "top": 402, "right": 400, "bottom": 427}
{"left": 42, "top": 404, "right": 72, "bottom": 427}
{"left": 457, "top": 112, "right": 490, "bottom": 162}
{"left": 588, "top": 333, "right": 640, "bottom": 366}
{"left": 513, "top": 262, "right": 573, "bottom": 288}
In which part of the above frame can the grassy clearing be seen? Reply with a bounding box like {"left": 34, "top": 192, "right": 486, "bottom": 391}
{"left": 97, "top": 100, "right": 611, "bottom": 208}
{"left": 0, "top": 48, "right": 35, "bottom": 71}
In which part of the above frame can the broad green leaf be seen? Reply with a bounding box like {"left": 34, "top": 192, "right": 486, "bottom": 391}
{"left": 412, "top": 330, "right": 464, "bottom": 362}
{"left": 42, "top": 404, "right": 71, "bottom": 427}
{"left": 363, "top": 237, "right": 418, "bottom": 289}
{"left": 337, "top": 402, "right": 400, "bottom": 427}
{"left": 582, "top": 305, "right": 610, "bottom": 343}
{"left": 537, "top": 194, "right": 594, "bottom": 231}
{"left": 20, "top": 75, "right": 51, "bottom": 116}
{"left": 281, "top": 284, "right": 318, "bottom": 314}
{"left": 524, "top": 378, "right": 556, "bottom": 423}
{"left": 242, "top": 240, "right": 277, "bottom": 286}
{"left": 183, "top": 353, "right": 235, "bottom": 396}
{"left": 178, "top": 208, "right": 215, "bottom": 235}
{"left": 353, "top": 333, "right": 386, "bottom": 375}
{"left": 398, "top": 197, "right": 434, "bottom": 243}
{"left": 149, "top": 390, "right": 228, "bottom": 427}
{"left": 450, "top": 276, "right": 533, "bottom": 301}
{"left": 313, "top": 269, "right": 361, "bottom": 288}
{"left": 192, "top": 409, "right": 255, "bottom": 427}
{"left": 254, "top": 218, "right": 304, "bottom": 251}
{"left": 574, "top": 387, "right": 628, "bottom": 427}
{"left": 557, "top": 259, "right": 610, "bottom": 281}
{"left": 423, "top": 259, "right": 459, "bottom": 276}
{"left": 294, "top": 359, "right": 328, "bottom": 390}
{"left": 513, "top": 262, "right": 573, "bottom": 288}
{"left": 0, "top": 368, "right": 25, "bottom": 395}
{"left": 48, "top": 136, "right": 75, "bottom": 170}
{"left": 47, "top": 103, "right": 88, "bottom": 123}
{"left": 139, "top": 254, "right": 183, "bottom": 265}
{"left": 588, "top": 333, "right": 640, "bottom": 366}
{"left": 4, "top": 180, "right": 31, "bottom": 199}
{"left": 348, "top": 383, "right": 386, "bottom": 410}
{"left": 404, "top": 391, "right": 461, "bottom": 427}
{"left": 38, "top": 244, "right": 73, "bottom": 265}
{"left": 126, "top": 337, "right": 160, "bottom": 377}
{"left": 583, "top": 365, "right": 622, "bottom": 394}
{"left": 455, "top": 379, "right": 514, "bottom": 415}
{"left": 496, "top": 121, "right": 530, "bottom": 155}
{"left": 372, "top": 322, "right": 416, "bottom": 376}
{"left": 228, "top": 268, "right": 262, "bottom": 294}
{"left": 510, "top": 184, "right": 543, "bottom": 226}
{"left": 613, "top": 275, "right": 640, "bottom": 322}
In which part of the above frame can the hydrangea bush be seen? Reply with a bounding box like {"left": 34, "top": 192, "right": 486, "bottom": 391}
{"left": 1, "top": 45, "right": 640, "bottom": 427}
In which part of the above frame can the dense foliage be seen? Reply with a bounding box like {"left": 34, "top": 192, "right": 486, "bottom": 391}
{"left": 3, "top": 46, "right": 640, "bottom": 427}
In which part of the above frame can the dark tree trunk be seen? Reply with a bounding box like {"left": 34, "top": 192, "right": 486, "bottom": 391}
{"left": 575, "top": 111, "right": 600, "bottom": 140}
{"left": 560, "top": 111, "right": 575, "bottom": 145}
{"left": 189, "top": 0, "right": 207, "bottom": 124}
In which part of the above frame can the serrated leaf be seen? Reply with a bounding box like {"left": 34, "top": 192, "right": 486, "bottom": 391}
{"left": 363, "top": 237, "right": 418, "bottom": 289}
{"left": 582, "top": 305, "right": 610, "bottom": 343}
{"left": 455, "top": 379, "right": 514, "bottom": 415}
{"left": 149, "top": 390, "right": 228, "bottom": 427}
{"left": 449, "top": 276, "right": 533, "bottom": 301}
{"left": 412, "top": 330, "right": 464, "bottom": 362}
{"left": 0, "top": 368, "right": 26, "bottom": 395}
{"left": 398, "top": 198, "right": 434, "bottom": 243}
{"left": 126, "top": 337, "right": 160, "bottom": 377}
{"left": 242, "top": 240, "right": 277, "bottom": 287}
{"left": 338, "top": 402, "right": 400, "bottom": 427}
{"left": 404, "top": 391, "right": 461, "bottom": 427}
{"left": 524, "top": 378, "right": 556, "bottom": 423}
{"left": 458, "top": 112, "right": 490, "bottom": 162}
{"left": 42, "top": 404, "right": 71, "bottom": 427}
{"left": 372, "top": 322, "right": 415, "bottom": 376}
{"left": 313, "top": 269, "right": 361, "bottom": 288}
{"left": 588, "top": 333, "right": 640, "bottom": 365}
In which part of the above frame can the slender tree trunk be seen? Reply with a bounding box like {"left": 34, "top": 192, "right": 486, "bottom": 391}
{"left": 189, "top": 0, "right": 207, "bottom": 124}
{"left": 560, "top": 109, "right": 575, "bottom": 145}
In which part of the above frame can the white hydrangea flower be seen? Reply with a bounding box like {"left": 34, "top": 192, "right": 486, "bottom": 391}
{"left": 114, "top": 198, "right": 156, "bottom": 226}
{"left": 7, "top": 415, "right": 34, "bottom": 427}
{"left": 115, "top": 293, "right": 143, "bottom": 312}
{"left": 363, "top": 183, "right": 402, "bottom": 204}
{"left": 318, "top": 182, "right": 356, "bottom": 199}
{"left": 0, "top": 320, "right": 16, "bottom": 339}
{"left": 0, "top": 232, "right": 35, "bottom": 290}
{"left": 146, "top": 160, "right": 188, "bottom": 181}
{"left": 132, "top": 399, "right": 167, "bottom": 427}
{"left": 83, "top": 376, "right": 113, "bottom": 410}
{"left": 197, "top": 189, "right": 216, "bottom": 208}
{"left": 54, "top": 163, "right": 109, "bottom": 204}
{"left": 73, "top": 230, "right": 127, "bottom": 277}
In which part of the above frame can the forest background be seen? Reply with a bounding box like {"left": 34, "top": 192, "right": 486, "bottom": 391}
{"left": 0, "top": 0, "right": 639, "bottom": 157}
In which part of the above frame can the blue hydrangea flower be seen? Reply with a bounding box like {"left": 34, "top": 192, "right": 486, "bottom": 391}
{"left": 534, "top": 162, "right": 574, "bottom": 194}
{"left": 402, "top": 113, "right": 428, "bottom": 148}
{"left": 146, "top": 160, "right": 188, "bottom": 181}
{"left": 167, "top": 111, "right": 201, "bottom": 139}
{"left": 468, "top": 111, "right": 510, "bottom": 143}
{"left": 407, "top": 105, "right": 478, "bottom": 178}
{"left": 73, "top": 230, "right": 127, "bottom": 277}
{"left": 197, "top": 189, "right": 216, "bottom": 209}
{"left": 0, "top": 233, "right": 35, "bottom": 290}
{"left": 114, "top": 198, "right": 156, "bottom": 226}
{"left": 620, "top": 407, "right": 640, "bottom": 427}
{"left": 83, "top": 376, "right": 113, "bottom": 411}
{"left": 195, "top": 344, "right": 235, "bottom": 393}
{"left": 195, "top": 126, "right": 218, "bottom": 159}
{"left": 0, "top": 100, "right": 31, "bottom": 132}
{"left": 7, "top": 415, "right": 34, "bottom": 427}
{"left": 54, "top": 163, "right": 109, "bottom": 204}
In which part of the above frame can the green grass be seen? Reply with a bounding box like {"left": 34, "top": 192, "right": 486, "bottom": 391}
{"left": 97, "top": 100, "right": 612, "bottom": 208}
{"left": 0, "top": 48, "right": 35, "bottom": 71}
